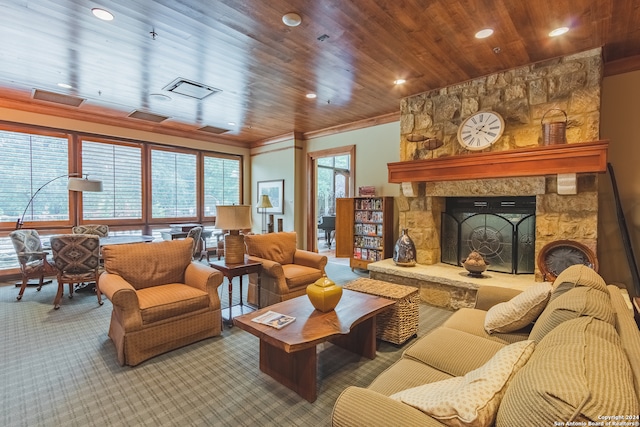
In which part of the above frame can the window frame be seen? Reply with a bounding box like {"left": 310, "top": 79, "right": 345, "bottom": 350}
{"left": 0, "top": 123, "right": 77, "bottom": 230}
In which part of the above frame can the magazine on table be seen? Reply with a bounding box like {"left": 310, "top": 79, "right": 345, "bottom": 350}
{"left": 251, "top": 310, "right": 296, "bottom": 329}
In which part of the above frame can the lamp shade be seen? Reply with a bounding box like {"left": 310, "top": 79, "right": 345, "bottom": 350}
{"left": 257, "top": 194, "right": 272, "bottom": 209}
{"left": 67, "top": 177, "right": 103, "bottom": 192}
{"left": 215, "top": 205, "right": 252, "bottom": 230}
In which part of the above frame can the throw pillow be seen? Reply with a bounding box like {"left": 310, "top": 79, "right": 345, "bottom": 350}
{"left": 390, "top": 340, "right": 535, "bottom": 427}
{"left": 484, "top": 283, "right": 552, "bottom": 334}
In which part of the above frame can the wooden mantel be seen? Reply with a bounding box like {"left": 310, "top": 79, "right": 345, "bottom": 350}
{"left": 388, "top": 140, "right": 609, "bottom": 183}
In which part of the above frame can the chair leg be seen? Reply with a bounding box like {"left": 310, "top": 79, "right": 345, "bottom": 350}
{"left": 17, "top": 276, "right": 28, "bottom": 301}
{"left": 68, "top": 283, "right": 74, "bottom": 299}
{"left": 37, "top": 274, "right": 44, "bottom": 292}
{"left": 95, "top": 274, "right": 103, "bottom": 306}
{"left": 54, "top": 282, "right": 64, "bottom": 309}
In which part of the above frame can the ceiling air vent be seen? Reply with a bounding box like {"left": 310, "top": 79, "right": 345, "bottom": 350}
{"left": 128, "top": 110, "right": 169, "bottom": 123}
{"left": 163, "top": 78, "right": 221, "bottom": 100}
{"left": 32, "top": 89, "right": 85, "bottom": 107}
{"left": 198, "top": 125, "right": 230, "bottom": 134}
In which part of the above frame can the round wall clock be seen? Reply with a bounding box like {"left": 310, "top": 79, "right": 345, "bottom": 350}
{"left": 457, "top": 111, "right": 505, "bottom": 151}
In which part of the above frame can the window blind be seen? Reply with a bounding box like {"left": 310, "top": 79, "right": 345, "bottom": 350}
{"left": 81, "top": 140, "right": 143, "bottom": 219}
{"left": 203, "top": 155, "right": 241, "bottom": 217}
{"left": 151, "top": 149, "right": 197, "bottom": 218}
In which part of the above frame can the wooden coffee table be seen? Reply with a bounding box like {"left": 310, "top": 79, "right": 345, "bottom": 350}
{"left": 233, "top": 289, "right": 395, "bottom": 402}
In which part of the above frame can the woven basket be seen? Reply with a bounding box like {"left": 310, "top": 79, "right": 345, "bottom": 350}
{"left": 344, "top": 278, "right": 419, "bottom": 345}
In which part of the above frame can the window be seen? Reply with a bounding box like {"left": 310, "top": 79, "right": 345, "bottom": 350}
{"left": 81, "top": 140, "right": 143, "bottom": 220}
{"left": 0, "top": 128, "right": 70, "bottom": 226}
{"left": 203, "top": 155, "right": 241, "bottom": 216}
{"left": 151, "top": 148, "right": 197, "bottom": 218}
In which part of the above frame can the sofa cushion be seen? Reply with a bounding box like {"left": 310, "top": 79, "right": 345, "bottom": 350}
{"left": 444, "top": 308, "right": 531, "bottom": 345}
{"left": 550, "top": 263, "right": 607, "bottom": 299}
{"left": 404, "top": 327, "right": 506, "bottom": 377}
{"left": 283, "top": 264, "right": 323, "bottom": 289}
{"left": 391, "top": 340, "right": 535, "bottom": 427}
{"left": 529, "top": 286, "right": 614, "bottom": 342}
{"left": 137, "top": 283, "right": 211, "bottom": 324}
{"left": 368, "top": 358, "right": 454, "bottom": 396}
{"left": 103, "top": 239, "right": 192, "bottom": 290}
{"left": 244, "top": 232, "right": 297, "bottom": 265}
{"left": 484, "top": 282, "right": 552, "bottom": 333}
{"left": 496, "top": 317, "right": 639, "bottom": 426}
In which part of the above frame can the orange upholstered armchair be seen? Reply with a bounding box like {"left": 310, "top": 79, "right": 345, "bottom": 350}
{"left": 244, "top": 231, "right": 327, "bottom": 308}
{"left": 99, "top": 238, "right": 224, "bottom": 366}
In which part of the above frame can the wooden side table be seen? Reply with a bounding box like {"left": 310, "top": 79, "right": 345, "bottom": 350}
{"left": 209, "top": 257, "right": 262, "bottom": 327}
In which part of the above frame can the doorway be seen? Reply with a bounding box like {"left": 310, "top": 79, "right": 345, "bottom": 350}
{"left": 306, "top": 145, "right": 355, "bottom": 261}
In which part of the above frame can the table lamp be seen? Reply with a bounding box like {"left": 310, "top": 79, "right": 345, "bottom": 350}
{"left": 257, "top": 194, "right": 272, "bottom": 234}
{"left": 215, "top": 205, "right": 252, "bottom": 264}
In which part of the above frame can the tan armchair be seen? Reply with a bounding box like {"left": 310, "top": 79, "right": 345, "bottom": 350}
{"left": 244, "top": 232, "right": 327, "bottom": 308}
{"left": 99, "top": 238, "right": 224, "bottom": 366}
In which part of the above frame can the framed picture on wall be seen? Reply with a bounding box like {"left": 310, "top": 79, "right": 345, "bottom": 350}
{"left": 257, "top": 179, "right": 284, "bottom": 214}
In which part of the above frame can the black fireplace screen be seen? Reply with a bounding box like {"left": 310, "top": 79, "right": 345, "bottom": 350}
{"left": 441, "top": 197, "right": 536, "bottom": 274}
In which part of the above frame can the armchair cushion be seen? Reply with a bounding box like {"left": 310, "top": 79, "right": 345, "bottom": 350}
{"left": 244, "top": 231, "right": 297, "bottom": 265}
{"left": 283, "top": 264, "right": 324, "bottom": 289}
{"left": 102, "top": 238, "right": 193, "bottom": 290}
{"left": 137, "top": 283, "right": 210, "bottom": 324}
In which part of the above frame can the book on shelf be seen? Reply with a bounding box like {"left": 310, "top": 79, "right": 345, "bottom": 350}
{"left": 251, "top": 310, "right": 296, "bottom": 329}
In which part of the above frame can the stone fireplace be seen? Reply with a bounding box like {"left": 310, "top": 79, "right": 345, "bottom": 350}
{"left": 370, "top": 49, "right": 608, "bottom": 308}
{"left": 391, "top": 48, "right": 604, "bottom": 282}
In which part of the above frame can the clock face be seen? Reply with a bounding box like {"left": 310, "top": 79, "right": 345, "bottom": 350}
{"left": 457, "top": 111, "right": 505, "bottom": 151}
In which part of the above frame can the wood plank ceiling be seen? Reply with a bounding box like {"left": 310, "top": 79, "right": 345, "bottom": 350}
{"left": 0, "top": 0, "right": 638, "bottom": 148}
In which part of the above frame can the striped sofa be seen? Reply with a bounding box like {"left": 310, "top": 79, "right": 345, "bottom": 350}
{"left": 99, "top": 238, "right": 224, "bottom": 366}
{"left": 332, "top": 265, "right": 640, "bottom": 426}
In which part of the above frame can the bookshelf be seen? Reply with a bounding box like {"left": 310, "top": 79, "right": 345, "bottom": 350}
{"left": 335, "top": 196, "right": 394, "bottom": 270}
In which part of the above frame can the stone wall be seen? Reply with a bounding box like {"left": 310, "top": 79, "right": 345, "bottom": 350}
{"left": 397, "top": 48, "right": 603, "bottom": 281}
{"left": 400, "top": 48, "right": 602, "bottom": 161}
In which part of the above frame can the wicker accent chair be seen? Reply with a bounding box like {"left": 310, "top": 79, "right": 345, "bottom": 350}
{"left": 244, "top": 231, "right": 327, "bottom": 307}
{"left": 71, "top": 224, "right": 109, "bottom": 237}
{"left": 9, "top": 229, "right": 56, "bottom": 301}
{"left": 49, "top": 234, "right": 103, "bottom": 310}
{"left": 99, "top": 238, "right": 224, "bottom": 366}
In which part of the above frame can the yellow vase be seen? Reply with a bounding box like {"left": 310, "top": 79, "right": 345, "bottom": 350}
{"left": 306, "top": 275, "right": 342, "bottom": 312}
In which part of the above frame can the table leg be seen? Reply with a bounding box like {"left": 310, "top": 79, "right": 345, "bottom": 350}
{"left": 330, "top": 316, "right": 377, "bottom": 359}
{"left": 227, "top": 276, "right": 233, "bottom": 327}
{"left": 259, "top": 340, "right": 317, "bottom": 402}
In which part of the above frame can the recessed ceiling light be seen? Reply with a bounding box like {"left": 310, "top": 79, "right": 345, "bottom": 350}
{"left": 549, "top": 27, "right": 570, "bottom": 37}
{"left": 227, "top": 122, "right": 236, "bottom": 126}
{"left": 57, "top": 83, "right": 73, "bottom": 89}
{"left": 149, "top": 93, "right": 171, "bottom": 101}
{"left": 394, "top": 79, "right": 406, "bottom": 85}
{"left": 475, "top": 28, "right": 494, "bottom": 39}
{"left": 92, "top": 8, "right": 114, "bottom": 21}
{"left": 306, "top": 93, "right": 317, "bottom": 99}
{"left": 282, "top": 12, "right": 302, "bottom": 27}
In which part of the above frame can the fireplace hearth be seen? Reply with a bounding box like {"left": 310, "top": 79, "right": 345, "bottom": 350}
{"left": 441, "top": 196, "right": 536, "bottom": 274}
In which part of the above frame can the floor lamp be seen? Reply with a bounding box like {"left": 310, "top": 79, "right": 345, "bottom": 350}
{"left": 215, "top": 205, "right": 252, "bottom": 264}
{"left": 257, "top": 195, "right": 272, "bottom": 234}
{"left": 16, "top": 173, "right": 103, "bottom": 229}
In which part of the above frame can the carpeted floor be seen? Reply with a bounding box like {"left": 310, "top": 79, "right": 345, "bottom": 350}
{"left": 0, "top": 261, "right": 453, "bottom": 427}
